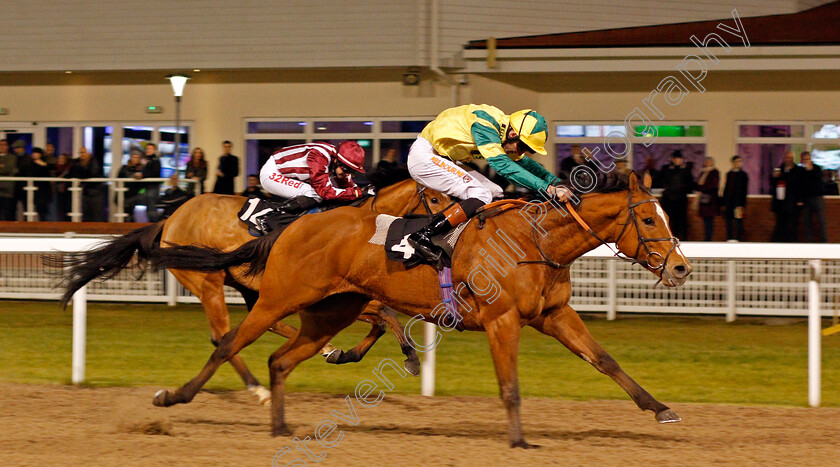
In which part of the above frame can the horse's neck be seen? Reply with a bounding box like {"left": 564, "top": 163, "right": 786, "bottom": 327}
{"left": 536, "top": 193, "right": 624, "bottom": 265}
{"left": 363, "top": 181, "right": 414, "bottom": 216}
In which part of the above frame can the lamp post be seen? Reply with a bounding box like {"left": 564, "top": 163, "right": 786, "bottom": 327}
{"left": 166, "top": 73, "right": 191, "bottom": 172}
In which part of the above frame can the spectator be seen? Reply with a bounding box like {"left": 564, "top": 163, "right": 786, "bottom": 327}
{"left": 69, "top": 147, "right": 104, "bottom": 222}
{"left": 158, "top": 173, "right": 193, "bottom": 219}
{"left": 213, "top": 140, "right": 239, "bottom": 195}
{"left": 0, "top": 139, "right": 17, "bottom": 221}
{"left": 29, "top": 147, "right": 55, "bottom": 221}
{"left": 53, "top": 153, "right": 72, "bottom": 221}
{"left": 118, "top": 149, "right": 145, "bottom": 222}
{"left": 11, "top": 140, "right": 31, "bottom": 220}
{"left": 241, "top": 174, "right": 268, "bottom": 200}
{"left": 141, "top": 143, "right": 162, "bottom": 221}
{"left": 44, "top": 142, "right": 58, "bottom": 165}
{"left": 370, "top": 148, "right": 409, "bottom": 186}
{"left": 560, "top": 144, "right": 600, "bottom": 188}
{"left": 659, "top": 150, "right": 695, "bottom": 240}
{"left": 722, "top": 155, "right": 748, "bottom": 242}
{"left": 771, "top": 150, "right": 804, "bottom": 242}
{"left": 696, "top": 157, "right": 720, "bottom": 241}
{"left": 798, "top": 151, "right": 827, "bottom": 242}
{"left": 185, "top": 147, "right": 208, "bottom": 195}
{"left": 643, "top": 156, "right": 662, "bottom": 188}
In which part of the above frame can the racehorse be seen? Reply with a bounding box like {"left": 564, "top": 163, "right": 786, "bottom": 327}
{"left": 57, "top": 178, "right": 449, "bottom": 403}
{"left": 147, "top": 172, "right": 692, "bottom": 447}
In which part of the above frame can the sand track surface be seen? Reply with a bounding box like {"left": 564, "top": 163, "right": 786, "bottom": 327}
{"left": 1, "top": 382, "right": 837, "bottom": 466}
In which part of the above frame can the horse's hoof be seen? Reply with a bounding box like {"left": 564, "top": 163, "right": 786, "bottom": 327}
{"left": 510, "top": 440, "right": 540, "bottom": 449}
{"left": 404, "top": 358, "right": 421, "bottom": 377}
{"left": 324, "top": 349, "right": 343, "bottom": 364}
{"left": 248, "top": 385, "right": 272, "bottom": 405}
{"left": 153, "top": 389, "right": 173, "bottom": 407}
{"left": 320, "top": 343, "right": 338, "bottom": 355}
{"left": 656, "top": 408, "right": 681, "bottom": 423}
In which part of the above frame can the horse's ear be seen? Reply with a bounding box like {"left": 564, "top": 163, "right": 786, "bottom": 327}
{"left": 642, "top": 171, "right": 652, "bottom": 189}
{"left": 628, "top": 170, "right": 639, "bottom": 191}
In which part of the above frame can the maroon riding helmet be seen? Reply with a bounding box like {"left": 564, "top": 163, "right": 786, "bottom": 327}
{"left": 335, "top": 140, "right": 366, "bottom": 173}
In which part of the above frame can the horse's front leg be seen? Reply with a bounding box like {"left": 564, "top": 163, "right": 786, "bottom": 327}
{"left": 529, "top": 305, "right": 680, "bottom": 423}
{"left": 485, "top": 311, "right": 536, "bottom": 449}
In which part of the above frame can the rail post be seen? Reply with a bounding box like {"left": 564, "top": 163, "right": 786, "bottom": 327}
{"left": 726, "top": 260, "right": 737, "bottom": 322}
{"left": 421, "top": 321, "right": 436, "bottom": 396}
{"left": 23, "top": 180, "right": 37, "bottom": 221}
{"left": 607, "top": 259, "right": 617, "bottom": 320}
{"left": 808, "top": 259, "right": 821, "bottom": 407}
{"left": 69, "top": 179, "right": 83, "bottom": 222}
{"left": 72, "top": 285, "right": 87, "bottom": 384}
{"left": 166, "top": 271, "right": 178, "bottom": 306}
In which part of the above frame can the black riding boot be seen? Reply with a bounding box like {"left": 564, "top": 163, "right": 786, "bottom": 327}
{"left": 276, "top": 196, "right": 319, "bottom": 214}
{"left": 406, "top": 198, "right": 484, "bottom": 264}
{"left": 406, "top": 212, "right": 452, "bottom": 263}
{"left": 259, "top": 196, "right": 319, "bottom": 233}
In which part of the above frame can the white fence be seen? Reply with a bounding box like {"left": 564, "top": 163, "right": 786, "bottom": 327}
{"left": 3, "top": 236, "right": 838, "bottom": 320}
{"left": 1, "top": 236, "right": 838, "bottom": 405}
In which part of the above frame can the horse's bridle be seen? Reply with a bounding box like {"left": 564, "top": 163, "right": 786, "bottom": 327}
{"left": 611, "top": 190, "right": 680, "bottom": 272}
{"left": 520, "top": 190, "right": 679, "bottom": 273}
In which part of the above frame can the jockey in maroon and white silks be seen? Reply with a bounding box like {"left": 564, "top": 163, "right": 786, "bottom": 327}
{"left": 259, "top": 141, "right": 366, "bottom": 203}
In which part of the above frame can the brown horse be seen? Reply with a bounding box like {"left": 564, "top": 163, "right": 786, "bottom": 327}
{"left": 147, "top": 172, "right": 692, "bottom": 448}
{"left": 58, "top": 179, "right": 449, "bottom": 403}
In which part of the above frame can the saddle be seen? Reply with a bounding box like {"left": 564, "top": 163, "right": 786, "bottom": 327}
{"left": 238, "top": 198, "right": 319, "bottom": 236}
{"left": 378, "top": 198, "right": 528, "bottom": 269}
{"left": 238, "top": 193, "right": 375, "bottom": 237}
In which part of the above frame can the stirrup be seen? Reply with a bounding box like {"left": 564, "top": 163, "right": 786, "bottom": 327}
{"left": 407, "top": 237, "right": 443, "bottom": 263}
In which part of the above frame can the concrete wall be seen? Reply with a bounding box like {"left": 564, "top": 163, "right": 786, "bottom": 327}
{"left": 1, "top": 0, "right": 830, "bottom": 72}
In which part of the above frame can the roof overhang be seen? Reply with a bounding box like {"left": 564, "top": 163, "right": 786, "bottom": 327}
{"left": 460, "top": 45, "right": 840, "bottom": 73}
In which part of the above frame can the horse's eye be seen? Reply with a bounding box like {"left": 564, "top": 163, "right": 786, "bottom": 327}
{"left": 431, "top": 198, "right": 439, "bottom": 204}
{"left": 643, "top": 217, "right": 655, "bottom": 226}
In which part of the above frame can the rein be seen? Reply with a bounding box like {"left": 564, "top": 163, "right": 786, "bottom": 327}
{"left": 514, "top": 191, "right": 679, "bottom": 273}
{"left": 368, "top": 182, "right": 434, "bottom": 217}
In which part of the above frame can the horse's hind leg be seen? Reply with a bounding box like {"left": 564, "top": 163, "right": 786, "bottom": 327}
{"left": 376, "top": 304, "right": 421, "bottom": 376}
{"left": 324, "top": 302, "right": 420, "bottom": 376}
{"left": 172, "top": 269, "right": 271, "bottom": 404}
{"left": 153, "top": 291, "right": 303, "bottom": 408}
{"left": 324, "top": 304, "right": 386, "bottom": 364}
{"left": 529, "top": 305, "right": 679, "bottom": 423}
{"left": 268, "top": 294, "right": 368, "bottom": 436}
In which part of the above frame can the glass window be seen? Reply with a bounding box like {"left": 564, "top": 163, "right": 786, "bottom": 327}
{"left": 46, "top": 127, "right": 73, "bottom": 163}
{"left": 314, "top": 121, "right": 373, "bottom": 133}
{"left": 245, "top": 139, "right": 307, "bottom": 179}
{"left": 633, "top": 143, "right": 707, "bottom": 181}
{"left": 634, "top": 125, "right": 704, "bottom": 138}
{"left": 247, "top": 121, "right": 306, "bottom": 134}
{"left": 736, "top": 143, "right": 805, "bottom": 195}
{"left": 381, "top": 120, "right": 429, "bottom": 133}
{"left": 159, "top": 126, "right": 190, "bottom": 177}
{"left": 739, "top": 124, "right": 804, "bottom": 138}
{"left": 811, "top": 124, "right": 840, "bottom": 139}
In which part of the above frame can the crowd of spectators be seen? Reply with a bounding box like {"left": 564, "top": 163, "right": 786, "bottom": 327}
{"left": 559, "top": 148, "right": 833, "bottom": 242}
{"left": 2, "top": 137, "right": 835, "bottom": 244}
{"left": 0, "top": 138, "right": 247, "bottom": 222}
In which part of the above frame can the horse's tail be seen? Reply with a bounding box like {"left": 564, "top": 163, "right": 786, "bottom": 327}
{"left": 51, "top": 222, "right": 165, "bottom": 308}
{"left": 151, "top": 228, "right": 281, "bottom": 278}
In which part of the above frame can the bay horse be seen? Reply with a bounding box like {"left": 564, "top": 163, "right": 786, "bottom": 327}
{"left": 57, "top": 178, "right": 449, "bottom": 403}
{"left": 147, "top": 172, "right": 692, "bottom": 448}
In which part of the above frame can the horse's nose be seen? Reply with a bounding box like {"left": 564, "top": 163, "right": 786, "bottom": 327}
{"left": 672, "top": 263, "right": 691, "bottom": 278}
